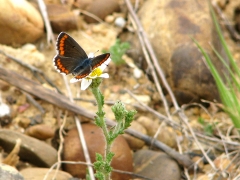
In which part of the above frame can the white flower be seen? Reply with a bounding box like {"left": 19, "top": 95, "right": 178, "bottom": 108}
{"left": 70, "top": 54, "right": 111, "bottom": 90}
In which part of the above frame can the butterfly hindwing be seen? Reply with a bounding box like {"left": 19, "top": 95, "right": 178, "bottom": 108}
{"left": 53, "top": 55, "right": 82, "bottom": 75}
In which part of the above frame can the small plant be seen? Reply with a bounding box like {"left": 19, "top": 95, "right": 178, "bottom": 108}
{"left": 106, "top": 39, "right": 130, "bottom": 65}
{"left": 76, "top": 57, "right": 136, "bottom": 179}
{"left": 53, "top": 32, "right": 136, "bottom": 179}
{"left": 91, "top": 78, "right": 136, "bottom": 179}
{"left": 198, "top": 117, "right": 214, "bottom": 136}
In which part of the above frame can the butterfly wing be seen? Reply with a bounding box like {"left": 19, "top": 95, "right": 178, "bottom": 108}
{"left": 53, "top": 32, "right": 89, "bottom": 74}
{"left": 72, "top": 53, "right": 110, "bottom": 80}
{"left": 91, "top": 53, "right": 110, "bottom": 70}
{"left": 53, "top": 55, "right": 80, "bottom": 75}
{"left": 55, "top": 32, "right": 88, "bottom": 59}
{"left": 72, "top": 67, "right": 92, "bottom": 80}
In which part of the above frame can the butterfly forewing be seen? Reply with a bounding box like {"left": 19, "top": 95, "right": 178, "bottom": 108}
{"left": 56, "top": 32, "right": 88, "bottom": 60}
{"left": 91, "top": 53, "right": 110, "bottom": 70}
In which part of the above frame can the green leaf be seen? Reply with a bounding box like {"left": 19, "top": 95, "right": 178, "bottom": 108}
{"left": 108, "top": 39, "right": 130, "bottom": 65}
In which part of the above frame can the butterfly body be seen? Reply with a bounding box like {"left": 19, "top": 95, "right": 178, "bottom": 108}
{"left": 71, "top": 57, "right": 93, "bottom": 76}
{"left": 53, "top": 32, "right": 110, "bottom": 79}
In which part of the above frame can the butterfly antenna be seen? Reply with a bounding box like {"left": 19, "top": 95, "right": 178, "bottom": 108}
{"left": 94, "top": 50, "right": 99, "bottom": 55}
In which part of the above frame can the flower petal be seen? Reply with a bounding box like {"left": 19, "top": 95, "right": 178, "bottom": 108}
{"left": 99, "top": 57, "right": 111, "bottom": 71}
{"left": 99, "top": 73, "right": 109, "bottom": 78}
{"left": 70, "top": 77, "right": 81, "bottom": 83}
{"left": 81, "top": 79, "right": 92, "bottom": 90}
{"left": 88, "top": 52, "right": 95, "bottom": 58}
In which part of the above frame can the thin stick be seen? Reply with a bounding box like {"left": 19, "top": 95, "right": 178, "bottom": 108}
{"left": 79, "top": 10, "right": 104, "bottom": 23}
{"left": 63, "top": 75, "right": 95, "bottom": 180}
{"left": 45, "top": 111, "right": 67, "bottom": 180}
{"left": 0, "top": 50, "right": 62, "bottom": 94}
{"left": 24, "top": 92, "right": 45, "bottom": 114}
{"left": 37, "top": 0, "right": 55, "bottom": 45}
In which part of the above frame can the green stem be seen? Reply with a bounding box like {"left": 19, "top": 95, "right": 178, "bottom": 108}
{"left": 91, "top": 86, "right": 111, "bottom": 180}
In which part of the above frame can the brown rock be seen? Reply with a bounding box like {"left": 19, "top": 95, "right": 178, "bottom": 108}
{"left": 134, "top": 149, "right": 181, "bottom": 180}
{"left": 156, "top": 124, "right": 177, "bottom": 149}
{"left": 0, "top": 0, "right": 44, "bottom": 46}
{"left": 21, "top": 167, "right": 72, "bottom": 180}
{"left": 77, "top": 0, "right": 120, "bottom": 23}
{"left": 0, "top": 129, "right": 57, "bottom": 167}
{"left": 47, "top": 4, "right": 78, "bottom": 33}
{"left": 17, "top": 116, "right": 31, "bottom": 129}
{"left": 0, "top": 80, "right": 10, "bottom": 91}
{"left": 214, "top": 154, "right": 236, "bottom": 174}
{"left": 63, "top": 123, "right": 133, "bottom": 179}
{"left": 123, "top": 121, "right": 146, "bottom": 150}
{"left": 137, "top": 116, "right": 158, "bottom": 136}
{"left": 120, "top": 0, "right": 228, "bottom": 105}
{"left": 25, "top": 124, "right": 55, "bottom": 140}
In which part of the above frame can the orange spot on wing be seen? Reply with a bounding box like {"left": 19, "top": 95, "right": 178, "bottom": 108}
{"left": 55, "top": 59, "right": 69, "bottom": 74}
{"left": 57, "top": 34, "right": 69, "bottom": 56}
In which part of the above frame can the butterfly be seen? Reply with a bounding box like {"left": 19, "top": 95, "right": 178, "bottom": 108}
{"left": 53, "top": 32, "right": 110, "bottom": 80}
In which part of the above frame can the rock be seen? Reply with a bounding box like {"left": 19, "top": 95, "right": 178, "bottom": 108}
{"left": 17, "top": 103, "right": 30, "bottom": 113}
{"left": 0, "top": 80, "right": 10, "bottom": 91}
{"left": 20, "top": 167, "right": 72, "bottom": 180}
{"left": 0, "top": 129, "right": 57, "bottom": 167}
{"left": 0, "top": 102, "right": 12, "bottom": 126}
{"left": 63, "top": 123, "right": 133, "bottom": 179}
{"left": 47, "top": 4, "right": 78, "bottom": 33}
{"left": 214, "top": 154, "right": 236, "bottom": 174}
{"left": 0, "top": 0, "right": 44, "bottom": 46}
{"left": 0, "top": 44, "right": 46, "bottom": 70}
{"left": 120, "top": 0, "right": 228, "bottom": 105}
{"left": 0, "top": 163, "right": 24, "bottom": 180}
{"left": 123, "top": 121, "right": 146, "bottom": 150}
{"left": 17, "top": 116, "right": 31, "bottom": 129}
{"left": 76, "top": 0, "right": 120, "bottom": 23}
{"left": 134, "top": 149, "right": 181, "bottom": 180}
{"left": 25, "top": 124, "right": 55, "bottom": 140}
{"left": 137, "top": 116, "right": 158, "bottom": 136}
{"left": 115, "top": 17, "right": 126, "bottom": 28}
{"left": 137, "top": 116, "right": 177, "bottom": 148}
{"left": 155, "top": 125, "right": 177, "bottom": 149}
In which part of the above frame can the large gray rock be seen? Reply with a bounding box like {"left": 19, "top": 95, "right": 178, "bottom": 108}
{"left": 0, "top": 129, "right": 57, "bottom": 167}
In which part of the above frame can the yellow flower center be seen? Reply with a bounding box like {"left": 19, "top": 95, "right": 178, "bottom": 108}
{"left": 88, "top": 68, "right": 103, "bottom": 79}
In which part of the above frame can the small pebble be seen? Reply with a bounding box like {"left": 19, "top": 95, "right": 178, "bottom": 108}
{"left": 105, "top": 15, "right": 115, "bottom": 23}
{"left": 114, "top": 17, "right": 126, "bottom": 28}
{"left": 25, "top": 124, "right": 55, "bottom": 140}
{"left": 133, "top": 68, "right": 142, "bottom": 79}
{"left": 0, "top": 102, "right": 12, "bottom": 126}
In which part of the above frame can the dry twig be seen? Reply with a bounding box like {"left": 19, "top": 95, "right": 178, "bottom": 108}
{"left": 37, "top": 0, "right": 55, "bottom": 45}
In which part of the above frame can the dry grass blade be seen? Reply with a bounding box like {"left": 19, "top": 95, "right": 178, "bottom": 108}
{"left": 2, "top": 139, "right": 21, "bottom": 167}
